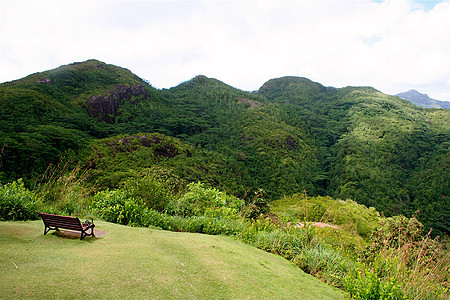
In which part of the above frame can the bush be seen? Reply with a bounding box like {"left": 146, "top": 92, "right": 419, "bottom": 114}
{"left": 344, "top": 263, "right": 406, "bottom": 300}
{"left": 201, "top": 216, "right": 244, "bottom": 235}
{"left": 93, "top": 189, "right": 142, "bottom": 225}
{"left": 139, "top": 209, "right": 244, "bottom": 235}
{"left": 243, "top": 188, "right": 270, "bottom": 219}
{"left": 167, "top": 182, "right": 243, "bottom": 217}
{"left": 367, "top": 215, "right": 424, "bottom": 253}
{"left": 363, "top": 215, "right": 449, "bottom": 299}
{"left": 122, "top": 173, "right": 172, "bottom": 212}
{"left": 240, "top": 222, "right": 317, "bottom": 259}
{"left": 0, "top": 179, "right": 39, "bottom": 221}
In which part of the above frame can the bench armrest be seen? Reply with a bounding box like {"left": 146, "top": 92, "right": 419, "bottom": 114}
{"left": 82, "top": 218, "right": 94, "bottom": 226}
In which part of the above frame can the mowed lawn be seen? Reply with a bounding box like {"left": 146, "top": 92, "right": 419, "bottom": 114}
{"left": 0, "top": 220, "right": 346, "bottom": 299}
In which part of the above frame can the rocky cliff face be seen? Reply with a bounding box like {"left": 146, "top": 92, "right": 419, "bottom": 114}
{"left": 84, "top": 84, "right": 147, "bottom": 123}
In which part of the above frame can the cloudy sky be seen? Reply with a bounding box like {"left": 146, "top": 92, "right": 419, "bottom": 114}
{"left": 1, "top": 0, "right": 449, "bottom": 101}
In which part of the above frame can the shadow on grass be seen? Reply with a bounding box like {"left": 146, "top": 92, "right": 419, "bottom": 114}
{"left": 47, "top": 229, "right": 107, "bottom": 242}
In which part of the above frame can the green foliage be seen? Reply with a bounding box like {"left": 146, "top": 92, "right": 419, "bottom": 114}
{"left": 266, "top": 194, "right": 449, "bottom": 295}
{"left": 294, "top": 244, "right": 350, "bottom": 286}
{"left": 1, "top": 59, "right": 449, "bottom": 237}
{"left": 344, "top": 264, "right": 406, "bottom": 300}
{"left": 240, "top": 224, "right": 311, "bottom": 258}
{"left": 121, "top": 171, "right": 173, "bottom": 212}
{"left": 92, "top": 190, "right": 245, "bottom": 235}
{"left": 359, "top": 215, "right": 449, "bottom": 299}
{"left": 167, "top": 182, "right": 243, "bottom": 217}
{"left": 239, "top": 221, "right": 351, "bottom": 287}
{"left": 92, "top": 189, "right": 142, "bottom": 225}
{"left": 328, "top": 92, "right": 449, "bottom": 236}
{"left": 259, "top": 78, "right": 449, "bottom": 236}
{"left": 0, "top": 60, "right": 160, "bottom": 183}
{"left": 34, "top": 161, "right": 94, "bottom": 216}
{"left": 82, "top": 133, "right": 253, "bottom": 202}
{"left": 242, "top": 188, "right": 270, "bottom": 219}
{"left": 368, "top": 215, "right": 424, "bottom": 252}
{"left": 0, "top": 179, "right": 39, "bottom": 221}
{"left": 271, "top": 194, "right": 381, "bottom": 239}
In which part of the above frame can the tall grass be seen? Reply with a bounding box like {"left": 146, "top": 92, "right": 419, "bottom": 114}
{"left": 238, "top": 219, "right": 351, "bottom": 287}
{"left": 352, "top": 215, "right": 449, "bottom": 299}
{"left": 33, "top": 159, "right": 94, "bottom": 215}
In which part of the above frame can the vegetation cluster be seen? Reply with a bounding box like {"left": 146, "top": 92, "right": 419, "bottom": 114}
{"left": 1, "top": 60, "right": 448, "bottom": 237}
{"left": 1, "top": 60, "right": 449, "bottom": 298}
{"left": 1, "top": 172, "right": 448, "bottom": 299}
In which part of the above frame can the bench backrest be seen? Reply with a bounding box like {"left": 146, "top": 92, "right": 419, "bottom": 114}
{"left": 38, "top": 212, "right": 82, "bottom": 231}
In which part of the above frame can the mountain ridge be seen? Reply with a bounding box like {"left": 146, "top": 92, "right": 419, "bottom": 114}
{"left": 0, "top": 59, "right": 448, "bottom": 236}
{"left": 395, "top": 89, "right": 450, "bottom": 109}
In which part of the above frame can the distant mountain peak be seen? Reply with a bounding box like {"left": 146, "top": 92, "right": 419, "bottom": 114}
{"left": 395, "top": 90, "right": 449, "bottom": 109}
{"left": 404, "top": 89, "right": 430, "bottom": 98}
{"left": 258, "top": 76, "right": 327, "bottom": 101}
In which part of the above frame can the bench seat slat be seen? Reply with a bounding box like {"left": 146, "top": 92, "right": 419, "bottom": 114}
{"left": 43, "top": 223, "right": 82, "bottom": 231}
{"left": 43, "top": 218, "right": 80, "bottom": 223}
{"left": 42, "top": 216, "right": 78, "bottom": 222}
{"left": 45, "top": 224, "right": 82, "bottom": 231}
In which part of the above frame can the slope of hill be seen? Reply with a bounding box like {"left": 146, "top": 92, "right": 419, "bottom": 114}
{"left": 0, "top": 60, "right": 164, "bottom": 180}
{"left": 395, "top": 89, "right": 450, "bottom": 109}
{"left": 0, "top": 60, "right": 448, "bottom": 236}
{"left": 0, "top": 220, "right": 345, "bottom": 299}
{"left": 256, "top": 77, "right": 449, "bottom": 235}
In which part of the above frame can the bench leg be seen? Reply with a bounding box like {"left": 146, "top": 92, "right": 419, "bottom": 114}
{"left": 80, "top": 227, "right": 95, "bottom": 240}
{"left": 44, "top": 226, "right": 59, "bottom": 235}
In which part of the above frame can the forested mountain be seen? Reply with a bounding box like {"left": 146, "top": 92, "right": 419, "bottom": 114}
{"left": 0, "top": 60, "right": 448, "bottom": 236}
{"left": 395, "top": 89, "right": 450, "bottom": 109}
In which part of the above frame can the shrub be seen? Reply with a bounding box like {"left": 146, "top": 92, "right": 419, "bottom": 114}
{"left": 93, "top": 189, "right": 142, "bottom": 225}
{"left": 243, "top": 188, "right": 270, "bottom": 219}
{"left": 240, "top": 222, "right": 318, "bottom": 259}
{"left": 139, "top": 209, "right": 173, "bottom": 229}
{"left": 344, "top": 263, "right": 406, "bottom": 300}
{"left": 168, "top": 182, "right": 243, "bottom": 217}
{"left": 140, "top": 209, "right": 244, "bottom": 235}
{"left": 367, "top": 215, "right": 424, "bottom": 253}
{"left": 201, "top": 216, "right": 244, "bottom": 235}
{"left": 0, "top": 179, "right": 39, "bottom": 221}
{"left": 364, "top": 215, "right": 449, "bottom": 299}
{"left": 122, "top": 173, "right": 172, "bottom": 212}
{"left": 239, "top": 218, "right": 352, "bottom": 287}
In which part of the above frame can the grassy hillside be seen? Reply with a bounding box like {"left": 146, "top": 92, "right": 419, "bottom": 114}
{"left": 2, "top": 176, "right": 448, "bottom": 299}
{"left": 0, "top": 59, "right": 448, "bottom": 236}
{"left": 0, "top": 220, "right": 346, "bottom": 299}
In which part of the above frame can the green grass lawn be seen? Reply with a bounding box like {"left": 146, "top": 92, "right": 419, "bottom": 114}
{"left": 0, "top": 220, "right": 346, "bottom": 299}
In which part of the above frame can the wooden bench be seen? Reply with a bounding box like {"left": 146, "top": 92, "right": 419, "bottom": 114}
{"left": 38, "top": 212, "right": 95, "bottom": 240}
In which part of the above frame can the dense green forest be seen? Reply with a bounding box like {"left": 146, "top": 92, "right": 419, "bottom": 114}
{"left": 0, "top": 59, "right": 448, "bottom": 236}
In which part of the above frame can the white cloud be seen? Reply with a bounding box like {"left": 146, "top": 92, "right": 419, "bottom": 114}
{"left": 1, "top": 0, "right": 449, "bottom": 101}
